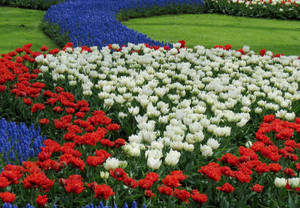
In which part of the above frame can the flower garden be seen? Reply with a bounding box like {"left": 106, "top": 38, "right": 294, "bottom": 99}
{"left": 0, "top": 0, "right": 299, "bottom": 207}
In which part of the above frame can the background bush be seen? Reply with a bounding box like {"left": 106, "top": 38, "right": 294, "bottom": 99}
{"left": 0, "top": 0, "right": 64, "bottom": 10}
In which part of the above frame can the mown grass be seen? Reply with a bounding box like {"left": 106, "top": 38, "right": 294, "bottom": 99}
{"left": 0, "top": 7, "right": 57, "bottom": 54}
{"left": 123, "top": 13, "right": 300, "bottom": 56}
{"left": 2, "top": 7, "right": 300, "bottom": 56}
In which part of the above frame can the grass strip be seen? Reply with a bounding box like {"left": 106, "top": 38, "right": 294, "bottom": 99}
{"left": 0, "top": 7, "right": 57, "bottom": 54}
{"left": 123, "top": 13, "right": 300, "bottom": 56}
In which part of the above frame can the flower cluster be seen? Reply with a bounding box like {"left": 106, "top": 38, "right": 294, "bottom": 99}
{"left": 0, "top": 118, "right": 45, "bottom": 164}
{"left": 0, "top": 44, "right": 124, "bottom": 207}
{"left": 198, "top": 114, "right": 300, "bottom": 194}
{"left": 0, "top": 43, "right": 299, "bottom": 207}
{"left": 36, "top": 42, "right": 300, "bottom": 169}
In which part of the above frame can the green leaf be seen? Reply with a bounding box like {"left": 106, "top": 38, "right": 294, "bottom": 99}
{"left": 288, "top": 193, "right": 296, "bottom": 208}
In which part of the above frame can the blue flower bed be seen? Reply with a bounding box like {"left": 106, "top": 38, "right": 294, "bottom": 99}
{"left": 83, "top": 201, "right": 146, "bottom": 208}
{"left": 43, "top": 0, "right": 205, "bottom": 48}
{"left": 0, "top": 118, "right": 45, "bottom": 165}
{"left": 2, "top": 201, "right": 145, "bottom": 208}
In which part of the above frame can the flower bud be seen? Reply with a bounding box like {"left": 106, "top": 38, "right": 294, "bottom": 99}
{"left": 274, "top": 177, "right": 287, "bottom": 188}
{"left": 100, "top": 171, "right": 109, "bottom": 179}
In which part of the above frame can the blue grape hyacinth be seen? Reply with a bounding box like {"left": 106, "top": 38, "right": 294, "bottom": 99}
{"left": 83, "top": 201, "right": 146, "bottom": 208}
{"left": 1, "top": 201, "right": 145, "bottom": 208}
{"left": 44, "top": 0, "right": 205, "bottom": 48}
{"left": 0, "top": 118, "right": 45, "bottom": 165}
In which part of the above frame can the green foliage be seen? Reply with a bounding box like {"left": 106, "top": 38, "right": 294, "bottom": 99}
{"left": 41, "top": 21, "right": 69, "bottom": 48}
{"left": 0, "top": 0, "right": 64, "bottom": 10}
{"left": 116, "top": 3, "right": 206, "bottom": 21}
{"left": 117, "top": 0, "right": 300, "bottom": 21}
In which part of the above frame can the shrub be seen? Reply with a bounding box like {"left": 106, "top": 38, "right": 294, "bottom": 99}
{"left": 0, "top": 0, "right": 64, "bottom": 10}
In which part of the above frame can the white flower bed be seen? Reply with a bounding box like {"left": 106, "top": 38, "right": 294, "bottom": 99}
{"left": 36, "top": 43, "right": 300, "bottom": 169}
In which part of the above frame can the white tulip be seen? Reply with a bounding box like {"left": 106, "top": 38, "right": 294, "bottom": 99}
{"left": 207, "top": 138, "right": 220, "bottom": 150}
{"left": 274, "top": 177, "right": 287, "bottom": 188}
{"left": 103, "top": 158, "right": 120, "bottom": 170}
{"left": 100, "top": 171, "right": 109, "bottom": 179}
{"left": 147, "top": 157, "right": 162, "bottom": 169}
{"left": 288, "top": 178, "right": 300, "bottom": 188}
{"left": 245, "top": 141, "right": 253, "bottom": 148}
{"left": 165, "top": 150, "right": 181, "bottom": 166}
{"left": 35, "top": 55, "right": 44, "bottom": 63}
{"left": 200, "top": 145, "right": 213, "bottom": 157}
{"left": 145, "top": 149, "right": 163, "bottom": 159}
{"left": 183, "top": 143, "right": 194, "bottom": 152}
{"left": 285, "top": 112, "right": 295, "bottom": 121}
{"left": 104, "top": 98, "right": 114, "bottom": 108}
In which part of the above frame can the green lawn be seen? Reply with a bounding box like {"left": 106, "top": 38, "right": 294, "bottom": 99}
{"left": 1, "top": 8, "right": 300, "bottom": 56}
{"left": 0, "top": 7, "right": 57, "bottom": 54}
{"left": 123, "top": 14, "right": 300, "bottom": 56}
